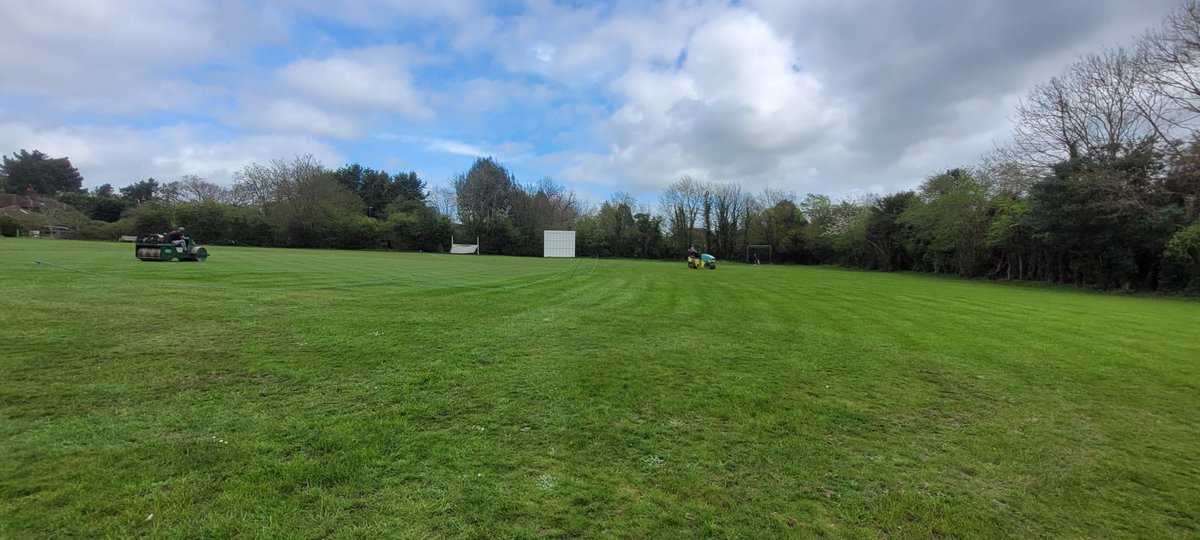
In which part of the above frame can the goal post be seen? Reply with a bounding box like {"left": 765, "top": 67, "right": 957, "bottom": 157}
{"left": 450, "top": 236, "right": 480, "bottom": 254}
{"left": 746, "top": 244, "right": 772, "bottom": 264}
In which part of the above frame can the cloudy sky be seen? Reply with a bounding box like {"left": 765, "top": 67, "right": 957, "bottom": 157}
{"left": 0, "top": 0, "right": 1182, "bottom": 203}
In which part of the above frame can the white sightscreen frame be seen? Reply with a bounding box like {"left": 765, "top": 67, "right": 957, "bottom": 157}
{"left": 543, "top": 230, "right": 576, "bottom": 258}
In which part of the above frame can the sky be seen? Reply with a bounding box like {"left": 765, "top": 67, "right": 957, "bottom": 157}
{"left": 0, "top": 0, "right": 1183, "bottom": 206}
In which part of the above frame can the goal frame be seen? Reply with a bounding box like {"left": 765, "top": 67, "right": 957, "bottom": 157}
{"left": 746, "top": 244, "right": 772, "bottom": 264}
{"left": 450, "top": 236, "right": 480, "bottom": 254}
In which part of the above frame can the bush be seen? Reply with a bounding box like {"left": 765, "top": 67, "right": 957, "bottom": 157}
{"left": 322, "top": 216, "right": 383, "bottom": 250}
{"left": 128, "top": 206, "right": 173, "bottom": 237}
{"left": 1161, "top": 222, "right": 1200, "bottom": 294}
{"left": 0, "top": 215, "right": 19, "bottom": 236}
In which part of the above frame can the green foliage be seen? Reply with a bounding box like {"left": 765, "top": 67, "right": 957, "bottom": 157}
{"left": 757, "top": 200, "right": 808, "bottom": 263}
{"left": 92, "top": 183, "right": 116, "bottom": 198}
{"left": 381, "top": 200, "right": 452, "bottom": 252}
{"left": 322, "top": 215, "right": 384, "bottom": 250}
{"left": 56, "top": 192, "right": 131, "bottom": 222}
{"left": 128, "top": 205, "right": 174, "bottom": 236}
{"left": 573, "top": 215, "right": 607, "bottom": 257}
{"left": 454, "top": 157, "right": 518, "bottom": 240}
{"left": 633, "top": 212, "right": 666, "bottom": 258}
{"left": 596, "top": 194, "right": 639, "bottom": 258}
{"left": 900, "top": 169, "right": 992, "bottom": 277}
{"left": 1160, "top": 222, "right": 1200, "bottom": 293}
{"left": 0, "top": 149, "right": 84, "bottom": 195}
{"left": 1028, "top": 145, "right": 1168, "bottom": 289}
{"left": 119, "top": 178, "right": 159, "bottom": 204}
{"left": 799, "top": 193, "right": 835, "bottom": 259}
{"left": 864, "top": 191, "right": 917, "bottom": 271}
{"left": 986, "top": 194, "right": 1033, "bottom": 280}
{"left": 0, "top": 215, "right": 18, "bottom": 236}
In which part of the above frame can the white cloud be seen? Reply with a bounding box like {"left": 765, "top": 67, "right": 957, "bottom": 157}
{"left": 0, "top": 0, "right": 284, "bottom": 114}
{"left": 560, "top": 9, "right": 851, "bottom": 195}
{"left": 424, "top": 137, "right": 487, "bottom": 157}
{"left": 489, "top": 1, "right": 719, "bottom": 85}
{"left": 287, "top": 0, "right": 483, "bottom": 29}
{"left": 2, "top": 0, "right": 1186, "bottom": 203}
{"left": 246, "top": 99, "right": 363, "bottom": 139}
{"left": 409, "top": 136, "right": 533, "bottom": 162}
{"left": 277, "top": 46, "right": 433, "bottom": 119}
{"left": 0, "top": 120, "right": 342, "bottom": 188}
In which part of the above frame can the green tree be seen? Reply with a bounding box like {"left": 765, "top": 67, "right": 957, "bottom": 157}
{"left": 386, "top": 205, "right": 452, "bottom": 252}
{"left": 453, "top": 157, "right": 519, "bottom": 244}
{"left": 120, "top": 179, "right": 159, "bottom": 204}
{"left": 633, "top": 212, "right": 666, "bottom": 258}
{"left": 0, "top": 150, "right": 84, "bottom": 195}
{"left": 1160, "top": 222, "right": 1200, "bottom": 293}
{"left": 56, "top": 192, "right": 130, "bottom": 222}
{"left": 92, "top": 183, "right": 116, "bottom": 198}
{"left": 232, "top": 155, "right": 362, "bottom": 247}
{"left": 900, "top": 169, "right": 992, "bottom": 277}
{"left": 864, "top": 191, "right": 917, "bottom": 271}
{"left": 986, "top": 194, "right": 1034, "bottom": 280}
{"left": 1026, "top": 143, "right": 1169, "bottom": 289}
{"left": 597, "top": 193, "right": 638, "bottom": 258}
{"left": 392, "top": 171, "right": 427, "bottom": 204}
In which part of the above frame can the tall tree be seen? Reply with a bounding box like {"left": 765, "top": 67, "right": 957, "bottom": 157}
{"left": 659, "top": 175, "right": 705, "bottom": 253}
{"left": 1011, "top": 47, "right": 1164, "bottom": 170}
{"left": 1027, "top": 142, "right": 1172, "bottom": 289}
{"left": 864, "top": 191, "right": 918, "bottom": 271}
{"left": 1138, "top": 0, "right": 1200, "bottom": 143}
{"left": 900, "top": 169, "right": 992, "bottom": 276}
{"left": 0, "top": 150, "right": 84, "bottom": 195}
{"left": 120, "top": 178, "right": 160, "bottom": 205}
{"left": 711, "top": 182, "right": 745, "bottom": 260}
{"left": 597, "top": 192, "right": 638, "bottom": 258}
{"left": 392, "top": 171, "right": 427, "bottom": 204}
{"left": 453, "top": 157, "right": 519, "bottom": 240}
{"left": 161, "top": 175, "right": 231, "bottom": 204}
{"left": 232, "top": 155, "right": 362, "bottom": 247}
{"left": 92, "top": 183, "right": 115, "bottom": 198}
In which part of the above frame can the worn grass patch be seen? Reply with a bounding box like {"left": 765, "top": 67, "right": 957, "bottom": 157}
{"left": 1, "top": 238, "right": 1198, "bottom": 538}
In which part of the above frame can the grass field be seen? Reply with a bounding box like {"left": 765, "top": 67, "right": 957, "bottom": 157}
{"left": 1, "top": 238, "right": 1198, "bottom": 538}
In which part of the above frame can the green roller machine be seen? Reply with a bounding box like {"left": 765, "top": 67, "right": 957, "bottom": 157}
{"left": 135, "top": 233, "right": 208, "bottom": 262}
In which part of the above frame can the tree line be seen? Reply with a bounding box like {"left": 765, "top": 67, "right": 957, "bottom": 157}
{"left": 3, "top": 1, "right": 1200, "bottom": 294}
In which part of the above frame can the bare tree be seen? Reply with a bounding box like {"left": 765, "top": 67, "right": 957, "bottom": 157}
{"left": 162, "top": 175, "right": 232, "bottom": 204}
{"left": 230, "top": 154, "right": 360, "bottom": 245}
{"left": 233, "top": 154, "right": 327, "bottom": 211}
{"left": 1138, "top": 0, "right": 1200, "bottom": 143}
{"left": 711, "top": 182, "right": 744, "bottom": 259}
{"left": 429, "top": 185, "right": 458, "bottom": 221}
{"left": 530, "top": 177, "right": 581, "bottom": 229}
{"left": 1011, "top": 47, "right": 1163, "bottom": 167}
{"left": 658, "top": 175, "right": 706, "bottom": 252}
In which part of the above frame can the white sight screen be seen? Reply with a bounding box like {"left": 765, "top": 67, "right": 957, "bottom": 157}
{"left": 543, "top": 230, "right": 576, "bottom": 258}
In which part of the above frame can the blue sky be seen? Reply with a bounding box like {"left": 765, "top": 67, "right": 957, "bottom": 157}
{"left": 0, "top": 0, "right": 1181, "bottom": 207}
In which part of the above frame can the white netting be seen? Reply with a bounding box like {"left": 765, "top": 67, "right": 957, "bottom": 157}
{"left": 450, "top": 244, "right": 478, "bottom": 254}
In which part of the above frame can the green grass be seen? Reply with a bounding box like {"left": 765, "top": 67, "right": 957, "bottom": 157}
{"left": 1, "top": 238, "right": 1198, "bottom": 538}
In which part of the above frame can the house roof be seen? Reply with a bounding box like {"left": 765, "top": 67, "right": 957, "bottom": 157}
{"left": 0, "top": 205, "right": 31, "bottom": 218}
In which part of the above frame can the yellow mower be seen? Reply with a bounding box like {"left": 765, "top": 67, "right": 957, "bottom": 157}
{"left": 687, "top": 253, "right": 716, "bottom": 270}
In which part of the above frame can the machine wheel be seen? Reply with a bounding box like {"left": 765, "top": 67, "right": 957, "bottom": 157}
{"left": 186, "top": 246, "right": 209, "bottom": 262}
